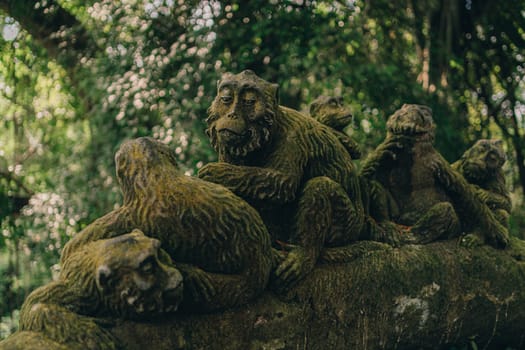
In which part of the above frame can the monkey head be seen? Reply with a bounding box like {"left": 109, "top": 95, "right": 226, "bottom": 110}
{"left": 309, "top": 95, "right": 353, "bottom": 131}
{"left": 115, "top": 137, "right": 179, "bottom": 203}
{"left": 62, "top": 229, "right": 184, "bottom": 320}
{"left": 454, "top": 139, "right": 506, "bottom": 185}
{"left": 206, "top": 70, "right": 278, "bottom": 164}
{"left": 386, "top": 104, "right": 435, "bottom": 142}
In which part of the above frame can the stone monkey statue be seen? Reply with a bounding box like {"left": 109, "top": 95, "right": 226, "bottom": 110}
{"left": 452, "top": 139, "right": 511, "bottom": 226}
{"left": 360, "top": 104, "right": 461, "bottom": 243}
{"left": 199, "top": 70, "right": 371, "bottom": 288}
{"left": 61, "top": 137, "right": 274, "bottom": 312}
{"left": 309, "top": 95, "right": 362, "bottom": 159}
{"left": 11, "top": 230, "right": 183, "bottom": 350}
{"left": 432, "top": 139, "right": 511, "bottom": 248}
{"left": 309, "top": 95, "right": 412, "bottom": 245}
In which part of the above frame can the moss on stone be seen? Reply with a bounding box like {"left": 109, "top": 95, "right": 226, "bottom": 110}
{"left": 103, "top": 238, "right": 525, "bottom": 350}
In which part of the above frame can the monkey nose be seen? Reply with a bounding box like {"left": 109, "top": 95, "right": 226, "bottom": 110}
{"left": 486, "top": 152, "right": 500, "bottom": 168}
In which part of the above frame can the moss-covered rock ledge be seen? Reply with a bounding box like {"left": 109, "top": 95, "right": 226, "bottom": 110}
{"left": 110, "top": 238, "right": 525, "bottom": 349}
{"left": 3, "top": 238, "right": 525, "bottom": 350}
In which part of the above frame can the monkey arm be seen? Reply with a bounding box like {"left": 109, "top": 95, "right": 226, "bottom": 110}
{"left": 334, "top": 130, "right": 362, "bottom": 159}
{"left": 474, "top": 187, "right": 512, "bottom": 213}
{"left": 60, "top": 209, "right": 134, "bottom": 264}
{"left": 198, "top": 163, "right": 301, "bottom": 204}
{"left": 359, "top": 135, "right": 407, "bottom": 178}
{"left": 431, "top": 157, "right": 509, "bottom": 248}
{"left": 198, "top": 141, "right": 307, "bottom": 204}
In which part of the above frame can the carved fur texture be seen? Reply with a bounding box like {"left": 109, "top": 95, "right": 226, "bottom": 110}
{"left": 433, "top": 139, "right": 511, "bottom": 248}
{"left": 62, "top": 137, "right": 273, "bottom": 312}
{"left": 19, "top": 230, "right": 182, "bottom": 350}
{"left": 360, "top": 104, "right": 460, "bottom": 242}
{"left": 452, "top": 139, "right": 511, "bottom": 216}
{"left": 199, "top": 70, "right": 367, "bottom": 288}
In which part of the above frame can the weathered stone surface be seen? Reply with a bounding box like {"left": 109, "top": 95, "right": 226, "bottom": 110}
{"left": 61, "top": 137, "right": 274, "bottom": 313}
{"left": 108, "top": 238, "right": 525, "bottom": 350}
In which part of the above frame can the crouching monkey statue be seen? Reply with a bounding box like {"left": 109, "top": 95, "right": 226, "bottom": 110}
{"left": 199, "top": 70, "right": 378, "bottom": 289}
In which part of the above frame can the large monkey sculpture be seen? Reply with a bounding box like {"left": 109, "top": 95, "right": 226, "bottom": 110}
{"left": 360, "top": 104, "right": 461, "bottom": 242}
{"left": 198, "top": 70, "right": 371, "bottom": 288}
{"left": 61, "top": 137, "right": 274, "bottom": 311}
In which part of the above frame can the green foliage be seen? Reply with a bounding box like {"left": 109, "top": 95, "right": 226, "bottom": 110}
{"left": 510, "top": 201, "right": 525, "bottom": 239}
{"left": 0, "top": 309, "right": 19, "bottom": 340}
{"left": 0, "top": 0, "right": 524, "bottom": 340}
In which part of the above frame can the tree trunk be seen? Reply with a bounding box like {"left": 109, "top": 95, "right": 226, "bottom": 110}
{"left": 0, "top": 0, "right": 98, "bottom": 115}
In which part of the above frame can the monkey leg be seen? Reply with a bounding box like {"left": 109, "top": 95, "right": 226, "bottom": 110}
{"left": 456, "top": 208, "right": 510, "bottom": 249}
{"left": 357, "top": 178, "right": 415, "bottom": 247}
{"left": 178, "top": 246, "right": 272, "bottom": 312}
{"left": 20, "top": 284, "right": 118, "bottom": 350}
{"left": 411, "top": 202, "right": 461, "bottom": 244}
{"left": 366, "top": 179, "right": 399, "bottom": 222}
{"left": 274, "top": 176, "right": 364, "bottom": 289}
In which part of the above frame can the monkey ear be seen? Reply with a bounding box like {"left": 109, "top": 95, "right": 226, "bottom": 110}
{"left": 96, "top": 265, "right": 113, "bottom": 293}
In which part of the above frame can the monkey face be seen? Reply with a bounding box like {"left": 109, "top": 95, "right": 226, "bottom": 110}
{"left": 386, "top": 104, "right": 435, "bottom": 140}
{"left": 95, "top": 230, "right": 184, "bottom": 319}
{"left": 212, "top": 83, "right": 266, "bottom": 145}
{"left": 309, "top": 95, "right": 353, "bottom": 130}
{"left": 206, "top": 70, "right": 277, "bottom": 163}
{"left": 459, "top": 139, "right": 506, "bottom": 183}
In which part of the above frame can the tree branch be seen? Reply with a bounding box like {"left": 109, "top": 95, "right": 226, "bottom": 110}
{"left": 0, "top": 169, "right": 34, "bottom": 196}
{"left": 0, "top": 0, "right": 97, "bottom": 70}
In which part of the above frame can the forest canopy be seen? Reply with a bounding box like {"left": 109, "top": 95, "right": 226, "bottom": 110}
{"left": 0, "top": 0, "right": 524, "bottom": 339}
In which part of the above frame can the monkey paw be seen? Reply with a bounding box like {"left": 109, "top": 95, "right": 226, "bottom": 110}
{"left": 178, "top": 264, "right": 216, "bottom": 304}
{"left": 197, "top": 162, "right": 222, "bottom": 181}
{"left": 273, "top": 247, "right": 316, "bottom": 291}
{"left": 459, "top": 233, "right": 483, "bottom": 248}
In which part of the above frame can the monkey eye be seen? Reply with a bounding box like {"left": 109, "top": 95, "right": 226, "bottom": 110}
{"left": 140, "top": 256, "right": 156, "bottom": 274}
{"left": 243, "top": 98, "right": 256, "bottom": 106}
{"left": 329, "top": 99, "right": 339, "bottom": 107}
{"left": 220, "top": 95, "right": 233, "bottom": 104}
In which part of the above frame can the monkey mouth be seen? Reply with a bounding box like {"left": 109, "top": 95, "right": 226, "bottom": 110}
{"left": 218, "top": 128, "right": 243, "bottom": 136}
{"left": 389, "top": 125, "right": 429, "bottom": 136}
{"left": 217, "top": 128, "right": 251, "bottom": 143}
